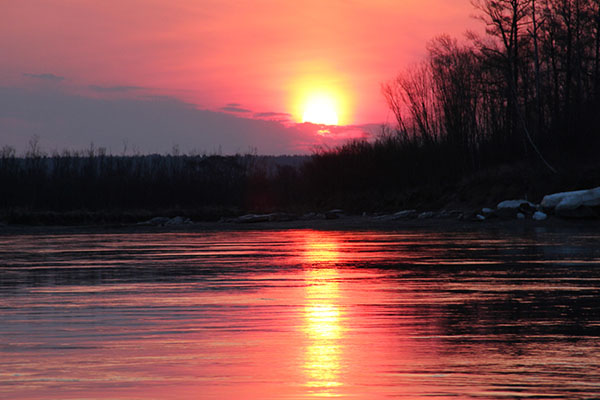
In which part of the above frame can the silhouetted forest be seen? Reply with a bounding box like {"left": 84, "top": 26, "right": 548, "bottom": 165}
{"left": 307, "top": 0, "right": 600, "bottom": 206}
{"left": 0, "top": 141, "right": 312, "bottom": 222}
{"left": 379, "top": 0, "right": 600, "bottom": 174}
{"left": 1, "top": 0, "right": 599, "bottom": 223}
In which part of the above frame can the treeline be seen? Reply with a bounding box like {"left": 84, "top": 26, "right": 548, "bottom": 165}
{"left": 0, "top": 142, "right": 308, "bottom": 218}
{"left": 1, "top": 138, "right": 424, "bottom": 219}
{"left": 381, "top": 0, "right": 600, "bottom": 171}
{"left": 305, "top": 0, "right": 600, "bottom": 205}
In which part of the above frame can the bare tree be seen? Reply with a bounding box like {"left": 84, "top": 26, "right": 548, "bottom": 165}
{"left": 383, "top": 62, "right": 441, "bottom": 143}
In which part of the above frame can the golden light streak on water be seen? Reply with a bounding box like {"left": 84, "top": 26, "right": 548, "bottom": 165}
{"left": 302, "top": 232, "right": 343, "bottom": 392}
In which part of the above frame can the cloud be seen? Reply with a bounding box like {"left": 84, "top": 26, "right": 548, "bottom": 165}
{"left": 23, "top": 73, "right": 64, "bottom": 82}
{"left": 225, "top": 102, "right": 242, "bottom": 107}
{"left": 0, "top": 86, "right": 324, "bottom": 155}
{"left": 220, "top": 106, "right": 251, "bottom": 113}
{"left": 0, "top": 86, "right": 379, "bottom": 155}
{"left": 295, "top": 122, "right": 372, "bottom": 144}
{"left": 88, "top": 85, "right": 144, "bottom": 93}
{"left": 254, "top": 111, "right": 292, "bottom": 119}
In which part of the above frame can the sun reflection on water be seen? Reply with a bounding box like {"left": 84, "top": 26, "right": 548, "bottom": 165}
{"left": 302, "top": 232, "right": 344, "bottom": 392}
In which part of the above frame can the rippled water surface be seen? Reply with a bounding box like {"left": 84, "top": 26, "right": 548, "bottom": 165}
{"left": 1, "top": 227, "right": 600, "bottom": 399}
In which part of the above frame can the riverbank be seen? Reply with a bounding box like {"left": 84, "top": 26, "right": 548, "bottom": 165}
{"left": 0, "top": 213, "right": 597, "bottom": 237}
{"left": 2, "top": 159, "right": 598, "bottom": 230}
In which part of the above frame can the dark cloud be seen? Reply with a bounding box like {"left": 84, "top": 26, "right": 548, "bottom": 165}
{"left": 254, "top": 111, "right": 292, "bottom": 118}
{"left": 88, "top": 85, "right": 144, "bottom": 93}
{"left": 220, "top": 106, "right": 251, "bottom": 113}
{"left": 226, "top": 102, "right": 242, "bottom": 107}
{"left": 0, "top": 86, "right": 316, "bottom": 155}
{"left": 23, "top": 73, "right": 64, "bottom": 82}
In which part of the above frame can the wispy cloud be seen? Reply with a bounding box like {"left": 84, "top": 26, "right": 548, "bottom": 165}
{"left": 254, "top": 111, "right": 291, "bottom": 119}
{"left": 296, "top": 122, "right": 373, "bottom": 142}
{"left": 220, "top": 106, "right": 251, "bottom": 113}
{"left": 88, "top": 85, "right": 144, "bottom": 93}
{"left": 23, "top": 73, "right": 64, "bottom": 82}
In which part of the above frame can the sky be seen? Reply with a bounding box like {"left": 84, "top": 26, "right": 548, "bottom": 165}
{"left": 1, "top": 0, "right": 478, "bottom": 155}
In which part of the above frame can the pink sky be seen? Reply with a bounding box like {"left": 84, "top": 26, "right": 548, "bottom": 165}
{"left": 1, "top": 0, "right": 478, "bottom": 154}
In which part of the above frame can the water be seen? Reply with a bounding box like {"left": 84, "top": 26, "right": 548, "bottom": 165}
{"left": 1, "top": 227, "right": 599, "bottom": 399}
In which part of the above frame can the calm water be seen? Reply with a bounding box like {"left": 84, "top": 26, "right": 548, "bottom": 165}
{"left": 1, "top": 227, "right": 599, "bottom": 399}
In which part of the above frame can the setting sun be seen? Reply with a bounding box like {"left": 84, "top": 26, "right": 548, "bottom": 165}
{"left": 302, "top": 95, "right": 339, "bottom": 126}
{"left": 290, "top": 76, "right": 351, "bottom": 127}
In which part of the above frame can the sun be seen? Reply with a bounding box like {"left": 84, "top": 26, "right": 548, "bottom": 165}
{"left": 290, "top": 77, "right": 351, "bottom": 125}
{"left": 302, "top": 94, "right": 339, "bottom": 125}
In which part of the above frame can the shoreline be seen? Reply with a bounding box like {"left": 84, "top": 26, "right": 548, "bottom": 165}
{"left": 1, "top": 214, "right": 596, "bottom": 236}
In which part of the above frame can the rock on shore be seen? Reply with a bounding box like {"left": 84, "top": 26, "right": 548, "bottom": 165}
{"left": 496, "top": 199, "right": 536, "bottom": 218}
{"left": 541, "top": 187, "right": 600, "bottom": 218}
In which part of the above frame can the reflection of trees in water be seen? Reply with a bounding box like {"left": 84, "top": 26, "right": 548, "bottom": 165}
{"left": 435, "top": 269, "right": 600, "bottom": 341}
{"left": 415, "top": 231, "right": 600, "bottom": 344}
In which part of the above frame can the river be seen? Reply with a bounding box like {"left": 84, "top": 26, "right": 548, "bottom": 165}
{"left": 1, "top": 227, "right": 599, "bottom": 399}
